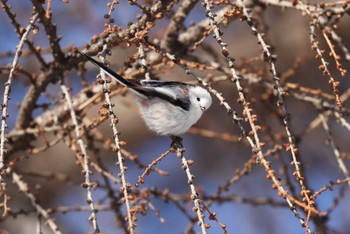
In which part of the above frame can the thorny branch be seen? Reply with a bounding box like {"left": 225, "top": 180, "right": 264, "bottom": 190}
{"left": 0, "top": 11, "right": 39, "bottom": 218}
{"left": 176, "top": 147, "right": 209, "bottom": 234}
{"left": 60, "top": 83, "right": 101, "bottom": 233}
{"left": 96, "top": 47, "right": 135, "bottom": 233}
{"left": 12, "top": 171, "right": 62, "bottom": 234}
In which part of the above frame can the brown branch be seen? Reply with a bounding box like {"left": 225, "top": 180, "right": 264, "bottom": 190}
{"left": 31, "top": 0, "right": 65, "bottom": 63}
{"left": 12, "top": 171, "right": 62, "bottom": 234}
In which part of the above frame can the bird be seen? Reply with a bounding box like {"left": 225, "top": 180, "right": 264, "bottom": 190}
{"left": 78, "top": 51, "right": 212, "bottom": 148}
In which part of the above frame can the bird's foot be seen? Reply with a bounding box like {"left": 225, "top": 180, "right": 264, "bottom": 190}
{"left": 170, "top": 136, "right": 184, "bottom": 151}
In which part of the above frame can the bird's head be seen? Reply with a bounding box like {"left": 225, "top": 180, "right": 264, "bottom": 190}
{"left": 189, "top": 86, "right": 212, "bottom": 112}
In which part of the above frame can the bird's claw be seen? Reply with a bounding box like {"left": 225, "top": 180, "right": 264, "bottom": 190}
{"left": 170, "top": 136, "right": 184, "bottom": 151}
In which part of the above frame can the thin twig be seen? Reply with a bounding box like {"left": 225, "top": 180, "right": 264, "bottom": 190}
{"left": 97, "top": 47, "right": 136, "bottom": 233}
{"left": 60, "top": 83, "right": 101, "bottom": 233}
{"left": 319, "top": 112, "right": 350, "bottom": 188}
{"left": 12, "top": 171, "right": 62, "bottom": 234}
{"left": 0, "top": 12, "right": 39, "bottom": 218}
{"left": 137, "top": 43, "right": 151, "bottom": 80}
{"left": 136, "top": 149, "right": 171, "bottom": 187}
{"left": 176, "top": 148, "right": 208, "bottom": 233}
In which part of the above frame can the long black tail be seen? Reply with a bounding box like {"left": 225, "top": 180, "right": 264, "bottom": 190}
{"left": 78, "top": 51, "right": 136, "bottom": 88}
{"left": 78, "top": 51, "right": 188, "bottom": 107}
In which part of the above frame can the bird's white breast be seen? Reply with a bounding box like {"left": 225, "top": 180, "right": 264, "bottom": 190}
{"left": 136, "top": 98, "right": 202, "bottom": 136}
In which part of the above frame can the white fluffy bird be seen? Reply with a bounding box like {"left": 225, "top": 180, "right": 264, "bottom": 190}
{"left": 79, "top": 51, "right": 212, "bottom": 148}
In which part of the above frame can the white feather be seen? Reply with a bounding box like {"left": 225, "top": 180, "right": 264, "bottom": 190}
{"left": 136, "top": 86, "right": 212, "bottom": 136}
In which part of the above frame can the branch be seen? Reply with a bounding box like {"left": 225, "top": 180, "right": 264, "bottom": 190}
{"left": 0, "top": 12, "right": 39, "bottom": 218}
{"left": 12, "top": 171, "right": 62, "bottom": 234}
{"left": 60, "top": 83, "right": 101, "bottom": 233}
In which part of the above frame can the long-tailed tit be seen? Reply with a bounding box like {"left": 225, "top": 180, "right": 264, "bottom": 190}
{"left": 79, "top": 51, "right": 212, "bottom": 148}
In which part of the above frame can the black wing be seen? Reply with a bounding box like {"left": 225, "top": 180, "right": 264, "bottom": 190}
{"left": 140, "top": 80, "right": 190, "bottom": 87}
{"left": 133, "top": 86, "right": 190, "bottom": 111}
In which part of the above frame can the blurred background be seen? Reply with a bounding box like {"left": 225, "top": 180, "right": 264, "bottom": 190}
{"left": 0, "top": 0, "right": 350, "bottom": 233}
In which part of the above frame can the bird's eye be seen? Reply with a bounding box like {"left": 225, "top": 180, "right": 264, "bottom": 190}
{"left": 196, "top": 97, "right": 201, "bottom": 102}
